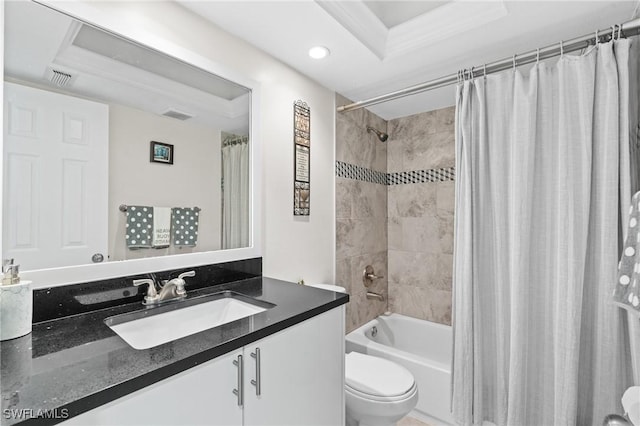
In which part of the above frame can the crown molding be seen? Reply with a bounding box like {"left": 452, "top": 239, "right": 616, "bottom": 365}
{"left": 315, "top": 0, "right": 388, "bottom": 60}
{"left": 317, "top": 0, "right": 508, "bottom": 61}
{"left": 386, "top": 1, "right": 508, "bottom": 59}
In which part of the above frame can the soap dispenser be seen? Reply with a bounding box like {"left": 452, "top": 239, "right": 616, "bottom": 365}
{"left": 2, "top": 258, "right": 20, "bottom": 285}
{"left": 0, "top": 258, "right": 33, "bottom": 341}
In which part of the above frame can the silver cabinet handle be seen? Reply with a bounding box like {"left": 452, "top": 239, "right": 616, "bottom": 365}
{"left": 250, "top": 348, "right": 261, "bottom": 396}
{"left": 232, "top": 354, "right": 243, "bottom": 406}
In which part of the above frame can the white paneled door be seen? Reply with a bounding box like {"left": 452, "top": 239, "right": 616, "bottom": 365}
{"left": 3, "top": 82, "right": 109, "bottom": 270}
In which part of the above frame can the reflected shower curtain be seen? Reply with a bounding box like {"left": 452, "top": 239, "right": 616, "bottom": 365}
{"left": 452, "top": 40, "right": 636, "bottom": 426}
{"left": 221, "top": 137, "right": 249, "bottom": 249}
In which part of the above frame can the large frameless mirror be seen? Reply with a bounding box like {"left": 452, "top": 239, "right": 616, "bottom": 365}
{"left": 2, "top": 1, "right": 260, "bottom": 287}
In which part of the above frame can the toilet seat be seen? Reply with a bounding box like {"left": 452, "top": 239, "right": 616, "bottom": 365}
{"left": 345, "top": 381, "right": 418, "bottom": 403}
{"left": 345, "top": 352, "right": 415, "bottom": 399}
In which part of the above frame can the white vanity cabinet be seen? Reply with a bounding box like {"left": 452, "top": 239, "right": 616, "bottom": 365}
{"left": 242, "top": 307, "right": 345, "bottom": 426}
{"left": 62, "top": 307, "right": 345, "bottom": 426}
{"left": 61, "top": 349, "right": 243, "bottom": 426}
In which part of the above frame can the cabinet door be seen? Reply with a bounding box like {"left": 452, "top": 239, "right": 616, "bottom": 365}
{"left": 243, "top": 307, "right": 345, "bottom": 426}
{"left": 62, "top": 350, "right": 243, "bottom": 426}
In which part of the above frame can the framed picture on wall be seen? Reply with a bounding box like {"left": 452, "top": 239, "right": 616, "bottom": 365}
{"left": 150, "top": 141, "right": 174, "bottom": 164}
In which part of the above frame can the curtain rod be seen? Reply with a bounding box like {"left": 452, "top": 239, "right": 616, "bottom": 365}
{"left": 337, "top": 17, "right": 640, "bottom": 113}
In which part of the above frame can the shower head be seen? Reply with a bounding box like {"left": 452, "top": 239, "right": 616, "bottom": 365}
{"left": 366, "top": 126, "right": 388, "bottom": 142}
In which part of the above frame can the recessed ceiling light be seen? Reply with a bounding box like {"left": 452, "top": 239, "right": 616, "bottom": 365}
{"left": 308, "top": 46, "right": 330, "bottom": 59}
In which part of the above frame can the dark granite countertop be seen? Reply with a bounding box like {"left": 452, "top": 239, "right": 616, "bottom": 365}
{"left": 0, "top": 277, "right": 348, "bottom": 425}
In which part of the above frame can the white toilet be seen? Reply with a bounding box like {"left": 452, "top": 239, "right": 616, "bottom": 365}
{"left": 345, "top": 351, "right": 418, "bottom": 426}
{"left": 305, "top": 283, "right": 418, "bottom": 426}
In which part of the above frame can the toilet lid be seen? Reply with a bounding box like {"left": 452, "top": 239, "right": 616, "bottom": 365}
{"left": 345, "top": 352, "right": 415, "bottom": 398}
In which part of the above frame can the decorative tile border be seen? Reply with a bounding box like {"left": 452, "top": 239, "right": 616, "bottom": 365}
{"left": 336, "top": 161, "right": 455, "bottom": 185}
{"left": 387, "top": 167, "right": 455, "bottom": 185}
{"left": 336, "top": 161, "right": 387, "bottom": 185}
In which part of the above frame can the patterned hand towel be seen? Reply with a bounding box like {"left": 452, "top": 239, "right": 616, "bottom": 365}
{"left": 152, "top": 207, "right": 171, "bottom": 248}
{"left": 126, "top": 206, "right": 153, "bottom": 249}
{"left": 614, "top": 191, "right": 640, "bottom": 314}
{"left": 172, "top": 207, "right": 199, "bottom": 247}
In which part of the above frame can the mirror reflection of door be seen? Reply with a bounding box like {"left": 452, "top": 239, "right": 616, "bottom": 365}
{"left": 3, "top": 82, "right": 109, "bottom": 270}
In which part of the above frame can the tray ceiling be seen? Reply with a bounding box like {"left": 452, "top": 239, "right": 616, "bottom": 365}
{"left": 180, "top": 1, "right": 638, "bottom": 119}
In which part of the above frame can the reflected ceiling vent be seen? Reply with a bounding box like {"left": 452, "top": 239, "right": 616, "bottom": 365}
{"left": 48, "top": 68, "right": 73, "bottom": 87}
{"left": 161, "top": 109, "right": 193, "bottom": 121}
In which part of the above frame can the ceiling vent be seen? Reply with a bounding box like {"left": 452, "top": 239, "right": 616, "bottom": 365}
{"left": 48, "top": 69, "right": 73, "bottom": 87}
{"left": 161, "top": 109, "right": 193, "bottom": 121}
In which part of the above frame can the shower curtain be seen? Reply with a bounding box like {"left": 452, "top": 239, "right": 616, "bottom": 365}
{"left": 221, "top": 137, "right": 249, "bottom": 249}
{"left": 452, "top": 39, "right": 637, "bottom": 426}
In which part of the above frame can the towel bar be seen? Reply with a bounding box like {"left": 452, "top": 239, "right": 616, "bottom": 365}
{"left": 119, "top": 204, "right": 201, "bottom": 212}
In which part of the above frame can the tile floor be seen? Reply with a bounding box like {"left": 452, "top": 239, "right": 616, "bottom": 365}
{"left": 398, "top": 416, "right": 432, "bottom": 426}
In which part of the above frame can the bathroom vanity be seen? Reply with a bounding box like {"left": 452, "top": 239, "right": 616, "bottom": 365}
{"left": 1, "top": 2, "right": 346, "bottom": 424}
{"left": 65, "top": 306, "right": 343, "bottom": 426}
{"left": 0, "top": 270, "right": 348, "bottom": 425}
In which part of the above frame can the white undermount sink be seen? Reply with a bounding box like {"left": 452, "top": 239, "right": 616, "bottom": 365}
{"left": 106, "top": 292, "right": 273, "bottom": 350}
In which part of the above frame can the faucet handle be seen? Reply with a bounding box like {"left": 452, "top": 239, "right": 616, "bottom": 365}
{"left": 362, "top": 265, "right": 383, "bottom": 287}
{"left": 172, "top": 271, "right": 194, "bottom": 296}
{"left": 133, "top": 279, "right": 159, "bottom": 304}
{"left": 178, "top": 271, "right": 195, "bottom": 280}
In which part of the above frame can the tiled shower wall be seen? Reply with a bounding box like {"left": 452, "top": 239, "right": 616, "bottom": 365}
{"left": 335, "top": 95, "right": 456, "bottom": 331}
{"left": 335, "top": 94, "right": 388, "bottom": 333}
{"left": 387, "top": 107, "right": 455, "bottom": 325}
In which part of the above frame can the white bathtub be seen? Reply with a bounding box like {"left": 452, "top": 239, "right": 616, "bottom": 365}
{"left": 346, "top": 313, "right": 454, "bottom": 425}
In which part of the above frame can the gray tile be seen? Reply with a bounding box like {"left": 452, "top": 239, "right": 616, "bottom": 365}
{"left": 389, "top": 110, "right": 437, "bottom": 140}
{"left": 401, "top": 216, "right": 440, "bottom": 254}
{"left": 336, "top": 219, "right": 362, "bottom": 259}
{"left": 437, "top": 253, "right": 453, "bottom": 291}
{"left": 388, "top": 217, "right": 403, "bottom": 251}
{"left": 352, "top": 181, "right": 375, "bottom": 218}
{"left": 335, "top": 257, "right": 352, "bottom": 293}
{"left": 387, "top": 137, "right": 404, "bottom": 173}
{"left": 352, "top": 181, "right": 386, "bottom": 219}
{"left": 337, "top": 218, "right": 387, "bottom": 259}
{"left": 373, "top": 184, "right": 388, "bottom": 219}
{"left": 361, "top": 217, "right": 387, "bottom": 255}
{"left": 389, "top": 183, "right": 436, "bottom": 218}
{"left": 418, "top": 131, "right": 455, "bottom": 170}
{"left": 336, "top": 115, "right": 377, "bottom": 169}
{"left": 336, "top": 178, "right": 353, "bottom": 220}
{"left": 388, "top": 282, "right": 430, "bottom": 320}
{"left": 436, "top": 181, "right": 455, "bottom": 216}
{"left": 434, "top": 106, "right": 455, "bottom": 133}
{"left": 388, "top": 250, "right": 437, "bottom": 289}
{"left": 388, "top": 282, "right": 452, "bottom": 325}
{"left": 335, "top": 112, "right": 356, "bottom": 163}
{"left": 387, "top": 185, "right": 400, "bottom": 218}
{"left": 438, "top": 214, "right": 454, "bottom": 255}
{"left": 404, "top": 134, "right": 436, "bottom": 171}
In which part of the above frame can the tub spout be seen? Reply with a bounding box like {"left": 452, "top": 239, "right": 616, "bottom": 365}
{"left": 366, "top": 291, "right": 385, "bottom": 301}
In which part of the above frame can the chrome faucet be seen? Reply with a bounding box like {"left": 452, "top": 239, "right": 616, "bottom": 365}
{"left": 133, "top": 271, "right": 195, "bottom": 305}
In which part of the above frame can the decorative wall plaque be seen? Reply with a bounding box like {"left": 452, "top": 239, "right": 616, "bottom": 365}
{"left": 294, "top": 100, "right": 310, "bottom": 215}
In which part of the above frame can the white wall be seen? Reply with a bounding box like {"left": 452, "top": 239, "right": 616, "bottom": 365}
{"left": 108, "top": 104, "right": 221, "bottom": 261}
{"left": 46, "top": 1, "right": 336, "bottom": 284}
